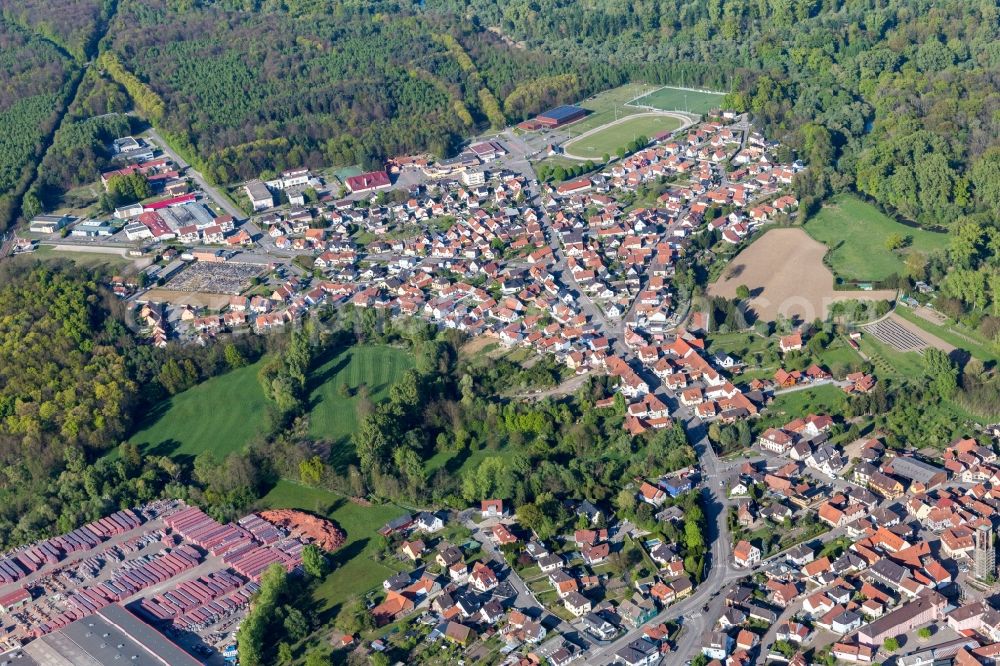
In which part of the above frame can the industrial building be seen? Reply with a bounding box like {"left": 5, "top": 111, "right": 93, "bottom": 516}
{"left": 1, "top": 603, "right": 201, "bottom": 666}
{"left": 244, "top": 180, "right": 274, "bottom": 211}
{"left": 536, "top": 105, "right": 587, "bottom": 128}
{"left": 28, "top": 214, "right": 74, "bottom": 234}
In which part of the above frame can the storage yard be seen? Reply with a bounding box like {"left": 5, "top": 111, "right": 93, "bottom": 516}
{"left": 161, "top": 261, "right": 263, "bottom": 295}
{"left": 0, "top": 500, "right": 315, "bottom": 660}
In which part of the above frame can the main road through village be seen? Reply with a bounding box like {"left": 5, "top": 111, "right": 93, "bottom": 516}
{"left": 514, "top": 156, "right": 747, "bottom": 663}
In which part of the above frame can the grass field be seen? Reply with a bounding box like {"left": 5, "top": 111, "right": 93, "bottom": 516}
{"left": 561, "top": 83, "right": 661, "bottom": 137}
{"left": 804, "top": 194, "right": 949, "bottom": 282}
{"left": 630, "top": 86, "right": 726, "bottom": 115}
{"left": 22, "top": 245, "right": 135, "bottom": 271}
{"left": 129, "top": 344, "right": 411, "bottom": 465}
{"left": 258, "top": 480, "right": 408, "bottom": 613}
{"left": 532, "top": 155, "right": 589, "bottom": 173}
{"left": 307, "top": 345, "right": 414, "bottom": 466}
{"left": 130, "top": 360, "right": 270, "bottom": 463}
{"left": 563, "top": 114, "right": 683, "bottom": 160}
{"left": 706, "top": 332, "right": 772, "bottom": 358}
{"left": 759, "top": 384, "right": 848, "bottom": 429}
{"left": 814, "top": 338, "right": 865, "bottom": 372}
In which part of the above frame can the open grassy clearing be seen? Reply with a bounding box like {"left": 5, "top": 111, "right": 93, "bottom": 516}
{"left": 563, "top": 114, "right": 682, "bottom": 160}
{"left": 804, "top": 194, "right": 949, "bottom": 282}
{"left": 630, "top": 86, "right": 726, "bottom": 115}
{"left": 129, "top": 359, "right": 271, "bottom": 463}
{"left": 307, "top": 345, "right": 414, "bottom": 460}
{"left": 23, "top": 245, "right": 134, "bottom": 271}
{"left": 532, "top": 155, "right": 590, "bottom": 173}
{"left": 814, "top": 338, "right": 865, "bottom": 371}
{"left": 258, "top": 480, "right": 408, "bottom": 613}
{"left": 706, "top": 332, "right": 772, "bottom": 358}
{"left": 129, "top": 344, "right": 411, "bottom": 466}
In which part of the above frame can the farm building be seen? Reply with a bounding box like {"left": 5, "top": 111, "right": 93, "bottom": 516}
{"left": 536, "top": 105, "right": 587, "bottom": 128}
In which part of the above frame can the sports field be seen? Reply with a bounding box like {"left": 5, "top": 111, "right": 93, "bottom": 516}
{"left": 561, "top": 83, "right": 661, "bottom": 137}
{"left": 307, "top": 345, "right": 414, "bottom": 456}
{"left": 563, "top": 114, "right": 683, "bottom": 160}
{"left": 631, "top": 86, "right": 726, "bottom": 115}
{"left": 130, "top": 359, "right": 270, "bottom": 462}
{"left": 804, "top": 194, "right": 948, "bottom": 282}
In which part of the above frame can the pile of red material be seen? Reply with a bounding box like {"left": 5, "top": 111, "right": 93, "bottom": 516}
{"left": 258, "top": 510, "right": 346, "bottom": 552}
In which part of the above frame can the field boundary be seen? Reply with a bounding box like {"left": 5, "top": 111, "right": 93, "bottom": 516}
{"left": 708, "top": 227, "right": 896, "bottom": 320}
{"left": 561, "top": 111, "right": 694, "bottom": 161}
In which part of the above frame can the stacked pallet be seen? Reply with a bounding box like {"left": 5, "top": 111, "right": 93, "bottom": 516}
{"left": 174, "top": 583, "right": 259, "bottom": 631}
{"left": 0, "top": 509, "right": 143, "bottom": 585}
{"left": 237, "top": 514, "right": 283, "bottom": 544}
{"left": 164, "top": 506, "right": 250, "bottom": 555}
{"left": 0, "top": 555, "right": 30, "bottom": 585}
{"left": 82, "top": 509, "right": 144, "bottom": 540}
{"left": 226, "top": 542, "right": 301, "bottom": 582}
{"left": 31, "top": 609, "right": 80, "bottom": 638}
{"left": 67, "top": 546, "right": 200, "bottom": 614}
{"left": 50, "top": 526, "right": 100, "bottom": 554}
{"left": 136, "top": 570, "right": 245, "bottom": 622}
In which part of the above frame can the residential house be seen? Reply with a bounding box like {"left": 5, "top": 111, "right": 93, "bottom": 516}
{"left": 564, "top": 591, "right": 592, "bottom": 617}
{"left": 734, "top": 540, "right": 761, "bottom": 568}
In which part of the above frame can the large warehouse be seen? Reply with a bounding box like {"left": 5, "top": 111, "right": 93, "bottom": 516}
{"left": 1, "top": 604, "right": 202, "bottom": 666}
{"left": 536, "top": 104, "right": 587, "bottom": 128}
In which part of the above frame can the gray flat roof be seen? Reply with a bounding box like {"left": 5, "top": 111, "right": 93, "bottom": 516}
{"left": 22, "top": 604, "right": 201, "bottom": 666}
{"left": 245, "top": 180, "right": 272, "bottom": 200}
{"left": 888, "top": 456, "right": 945, "bottom": 484}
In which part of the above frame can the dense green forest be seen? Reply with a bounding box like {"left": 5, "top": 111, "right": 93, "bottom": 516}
{"left": 104, "top": 0, "right": 598, "bottom": 183}
{"left": 0, "top": 260, "right": 278, "bottom": 548}
{"left": 0, "top": 21, "right": 78, "bottom": 229}
{"left": 30, "top": 86, "right": 135, "bottom": 211}
{"left": 0, "top": 0, "right": 109, "bottom": 60}
{"left": 0, "top": 0, "right": 116, "bottom": 230}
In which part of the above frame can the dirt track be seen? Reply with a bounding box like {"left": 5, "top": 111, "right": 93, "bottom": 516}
{"left": 709, "top": 228, "right": 896, "bottom": 321}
